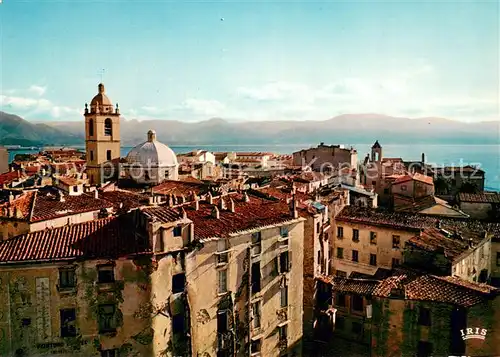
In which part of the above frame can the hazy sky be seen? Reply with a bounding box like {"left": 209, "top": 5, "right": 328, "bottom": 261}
{"left": 0, "top": 0, "right": 498, "bottom": 122}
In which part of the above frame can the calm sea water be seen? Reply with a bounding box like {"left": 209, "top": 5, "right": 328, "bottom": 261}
{"left": 8, "top": 144, "right": 499, "bottom": 191}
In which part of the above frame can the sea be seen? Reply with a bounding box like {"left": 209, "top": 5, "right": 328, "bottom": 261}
{"left": 7, "top": 144, "right": 500, "bottom": 191}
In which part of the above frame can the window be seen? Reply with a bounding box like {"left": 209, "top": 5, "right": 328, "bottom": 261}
{"left": 401, "top": 185, "right": 407, "bottom": 191}
{"left": 372, "top": 181, "right": 376, "bottom": 186}
{"left": 336, "top": 270, "right": 347, "bottom": 278}
{"left": 280, "top": 226, "right": 289, "bottom": 238}
{"left": 97, "top": 265, "right": 114, "bottom": 283}
{"left": 60, "top": 308, "right": 76, "bottom": 337}
{"left": 336, "top": 316, "right": 345, "bottom": 330}
{"left": 172, "top": 273, "right": 185, "bottom": 294}
{"left": 251, "top": 302, "right": 261, "bottom": 329}
{"left": 317, "top": 251, "right": 321, "bottom": 264}
{"left": 281, "top": 285, "right": 288, "bottom": 308}
{"left": 252, "top": 232, "right": 262, "bottom": 255}
{"left": 59, "top": 268, "right": 76, "bottom": 289}
{"left": 370, "top": 231, "right": 377, "bottom": 245}
{"left": 352, "top": 229, "right": 359, "bottom": 242}
{"left": 90, "top": 150, "right": 94, "bottom": 162}
{"left": 251, "top": 262, "right": 261, "bottom": 294}
{"left": 88, "top": 119, "right": 94, "bottom": 137}
{"left": 279, "top": 251, "right": 290, "bottom": 273}
{"left": 218, "top": 269, "right": 228, "bottom": 294}
{"left": 352, "top": 321, "right": 362, "bottom": 334}
{"left": 278, "top": 325, "right": 287, "bottom": 341}
{"left": 217, "top": 310, "right": 228, "bottom": 333}
{"left": 104, "top": 118, "right": 113, "bottom": 136}
{"left": 369, "top": 254, "right": 377, "bottom": 266}
{"left": 337, "top": 248, "right": 344, "bottom": 259}
{"left": 251, "top": 339, "right": 262, "bottom": 354}
{"left": 101, "top": 350, "right": 116, "bottom": 357}
{"left": 352, "top": 250, "right": 358, "bottom": 262}
{"left": 383, "top": 188, "right": 389, "bottom": 194}
{"left": 337, "top": 226, "right": 344, "bottom": 238}
{"left": 479, "top": 269, "right": 488, "bottom": 283}
{"left": 336, "top": 293, "right": 346, "bottom": 307}
{"left": 217, "top": 239, "right": 229, "bottom": 265}
{"left": 106, "top": 150, "right": 111, "bottom": 161}
{"left": 392, "top": 235, "right": 400, "bottom": 249}
{"left": 316, "top": 222, "right": 320, "bottom": 233}
{"left": 497, "top": 252, "right": 500, "bottom": 266}
{"left": 172, "top": 314, "right": 184, "bottom": 334}
{"left": 418, "top": 307, "right": 431, "bottom": 326}
{"left": 173, "top": 226, "right": 182, "bottom": 237}
{"left": 98, "top": 304, "right": 116, "bottom": 333}
{"left": 392, "top": 258, "right": 400, "bottom": 267}
{"left": 417, "top": 341, "right": 433, "bottom": 357}
{"left": 352, "top": 295, "right": 363, "bottom": 312}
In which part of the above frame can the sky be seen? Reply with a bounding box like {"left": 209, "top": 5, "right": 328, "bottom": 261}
{"left": 0, "top": 0, "right": 498, "bottom": 123}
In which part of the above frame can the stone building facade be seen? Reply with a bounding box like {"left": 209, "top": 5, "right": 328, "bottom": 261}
{"left": 292, "top": 143, "right": 357, "bottom": 173}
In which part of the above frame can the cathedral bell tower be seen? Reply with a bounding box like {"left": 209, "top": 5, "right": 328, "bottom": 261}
{"left": 84, "top": 83, "right": 121, "bottom": 185}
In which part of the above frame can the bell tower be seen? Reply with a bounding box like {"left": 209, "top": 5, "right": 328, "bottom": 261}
{"left": 371, "top": 140, "right": 382, "bottom": 162}
{"left": 84, "top": 83, "right": 121, "bottom": 185}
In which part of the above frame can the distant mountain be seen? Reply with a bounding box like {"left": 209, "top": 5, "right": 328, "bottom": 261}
{"left": 0, "top": 111, "right": 83, "bottom": 146}
{"left": 2, "top": 111, "right": 498, "bottom": 147}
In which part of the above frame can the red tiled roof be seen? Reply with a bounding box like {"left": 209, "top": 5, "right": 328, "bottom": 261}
{"left": 258, "top": 186, "right": 311, "bottom": 203}
{"left": 30, "top": 188, "right": 113, "bottom": 222}
{"left": 0, "top": 216, "right": 150, "bottom": 263}
{"left": 0, "top": 191, "right": 36, "bottom": 220}
{"left": 405, "top": 275, "right": 496, "bottom": 307}
{"left": 459, "top": 192, "right": 500, "bottom": 204}
{"left": 186, "top": 194, "right": 297, "bottom": 241}
{"left": 142, "top": 206, "right": 184, "bottom": 224}
{"left": 152, "top": 180, "right": 206, "bottom": 197}
{"left": 100, "top": 190, "right": 149, "bottom": 211}
{"left": 318, "top": 273, "right": 498, "bottom": 307}
{"left": 393, "top": 173, "right": 433, "bottom": 185}
{"left": 0, "top": 171, "right": 23, "bottom": 186}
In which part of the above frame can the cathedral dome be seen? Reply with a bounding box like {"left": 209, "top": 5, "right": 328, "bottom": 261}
{"left": 90, "top": 83, "right": 113, "bottom": 106}
{"left": 125, "top": 130, "right": 178, "bottom": 167}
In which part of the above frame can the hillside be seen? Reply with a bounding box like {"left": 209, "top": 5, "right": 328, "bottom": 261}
{"left": 0, "top": 111, "right": 83, "bottom": 146}
{"left": 2, "top": 111, "right": 498, "bottom": 146}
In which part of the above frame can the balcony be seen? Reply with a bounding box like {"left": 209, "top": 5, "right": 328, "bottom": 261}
{"left": 217, "top": 330, "right": 234, "bottom": 351}
{"left": 276, "top": 308, "right": 288, "bottom": 323}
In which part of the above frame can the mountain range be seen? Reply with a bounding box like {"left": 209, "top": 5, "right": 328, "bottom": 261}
{"left": 0, "top": 111, "right": 498, "bottom": 147}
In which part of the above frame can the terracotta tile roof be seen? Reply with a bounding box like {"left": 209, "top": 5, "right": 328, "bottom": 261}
{"left": 393, "top": 173, "right": 433, "bottom": 185}
{"left": 152, "top": 180, "right": 206, "bottom": 197}
{"left": 0, "top": 170, "right": 24, "bottom": 186}
{"left": 236, "top": 152, "right": 273, "bottom": 157}
{"left": 459, "top": 192, "right": 500, "bottom": 204}
{"left": 318, "top": 273, "right": 498, "bottom": 307}
{"left": 30, "top": 187, "right": 113, "bottom": 223}
{"left": 406, "top": 228, "right": 475, "bottom": 262}
{"left": 336, "top": 206, "right": 435, "bottom": 230}
{"left": 258, "top": 186, "right": 311, "bottom": 203}
{"left": 0, "top": 216, "right": 149, "bottom": 264}
{"left": 142, "top": 206, "right": 185, "bottom": 224}
{"left": 405, "top": 275, "right": 497, "bottom": 307}
{"left": 99, "top": 190, "right": 149, "bottom": 211}
{"left": 0, "top": 191, "right": 36, "bottom": 220}
{"left": 185, "top": 194, "right": 298, "bottom": 241}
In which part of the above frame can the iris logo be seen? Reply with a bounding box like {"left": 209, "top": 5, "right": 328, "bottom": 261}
{"left": 460, "top": 327, "right": 487, "bottom": 340}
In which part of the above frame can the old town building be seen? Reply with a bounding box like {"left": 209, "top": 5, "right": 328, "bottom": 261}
{"left": 314, "top": 273, "right": 500, "bottom": 357}
{"left": 0, "top": 146, "right": 9, "bottom": 174}
{"left": 292, "top": 143, "right": 357, "bottom": 173}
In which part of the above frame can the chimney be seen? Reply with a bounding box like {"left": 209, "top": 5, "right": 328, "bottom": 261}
{"left": 181, "top": 207, "right": 187, "bottom": 219}
{"left": 468, "top": 238, "right": 474, "bottom": 248}
{"left": 421, "top": 153, "right": 426, "bottom": 164}
{"left": 169, "top": 194, "right": 174, "bottom": 207}
{"left": 193, "top": 198, "right": 199, "bottom": 211}
{"left": 172, "top": 195, "right": 178, "bottom": 206}
{"left": 290, "top": 195, "right": 298, "bottom": 219}
{"left": 180, "top": 194, "right": 186, "bottom": 204}
{"left": 94, "top": 189, "right": 99, "bottom": 199}
{"left": 15, "top": 207, "right": 23, "bottom": 219}
{"left": 58, "top": 190, "right": 65, "bottom": 202}
{"left": 436, "top": 220, "right": 441, "bottom": 229}
{"left": 208, "top": 192, "right": 214, "bottom": 204}
{"left": 219, "top": 197, "right": 226, "bottom": 210}
{"left": 8, "top": 193, "right": 14, "bottom": 203}
{"left": 211, "top": 206, "right": 220, "bottom": 219}
{"left": 229, "top": 198, "right": 235, "bottom": 213}
{"left": 243, "top": 192, "right": 250, "bottom": 203}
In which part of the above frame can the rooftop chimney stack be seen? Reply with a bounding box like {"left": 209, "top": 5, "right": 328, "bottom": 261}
{"left": 243, "top": 192, "right": 250, "bottom": 203}
{"left": 8, "top": 193, "right": 14, "bottom": 203}
{"left": 15, "top": 207, "right": 23, "bottom": 219}
{"left": 219, "top": 197, "right": 226, "bottom": 210}
{"left": 422, "top": 153, "right": 426, "bottom": 164}
{"left": 193, "top": 198, "right": 199, "bottom": 211}
{"left": 208, "top": 192, "right": 214, "bottom": 204}
{"left": 94, "top": 189, "right": 99, "bottom": 199}
{"left": 229, "top": 198, "right": 235, "bottom": 213}
{"left": 291, "top": 194, "right": 299, "bottom": 219}
{"left": 211, "top": 206, "right": 220, "bottom": 219}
